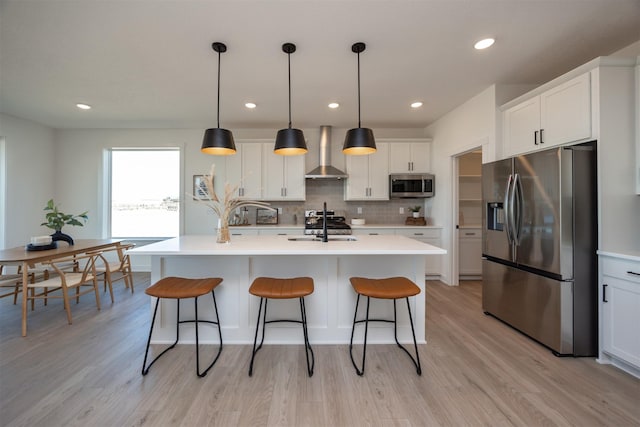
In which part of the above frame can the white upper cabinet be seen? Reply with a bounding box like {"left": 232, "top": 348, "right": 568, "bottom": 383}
{"left": 388, "top": 141, "right": 431, "bottom": 173}
{"left": 344, "top": 142, "right": 389, "bottom": 200}
{"left": 225, "top": 142, "right": 263, "bottom": 200}
{"left": 262, "top": 143, "right": 305, "bottom": 201}
{"left": 503, "top": 73, "right": 591, "bottom": 157}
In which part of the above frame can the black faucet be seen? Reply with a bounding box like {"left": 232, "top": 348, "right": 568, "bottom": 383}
{"left": 322, "top": 201, "right": 328, "bottom": 242}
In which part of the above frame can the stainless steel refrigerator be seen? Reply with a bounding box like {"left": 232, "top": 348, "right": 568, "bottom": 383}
{"left": 482, "top": 142, "right": 597, "bottom": 356}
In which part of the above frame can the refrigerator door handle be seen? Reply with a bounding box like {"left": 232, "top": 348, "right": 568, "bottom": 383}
{"left": 512, "top": 173, "right": 524, "bottom": 244}
{"left": 504, "top": 174, "right": 514, "bottom": 244}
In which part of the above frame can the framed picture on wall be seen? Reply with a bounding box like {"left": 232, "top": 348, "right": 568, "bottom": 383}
{"left": 256, "top": 208, "right": 278, "bottom": 225}
{"left": 193, "top": 175, "right": 209, "bottom": 200}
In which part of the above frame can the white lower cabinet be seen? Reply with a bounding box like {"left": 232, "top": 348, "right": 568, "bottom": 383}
{"left": 394, "top": 228, "right": 442, "bottom": 279}
{"left": 600, "top": 253, "right": 640, "bottom": 377}
{"left": 459, "top": 228, "right": 482, "bottom": 277}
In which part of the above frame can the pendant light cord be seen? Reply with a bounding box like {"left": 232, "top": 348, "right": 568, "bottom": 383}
{"left": 216, "top": 49, "right": 221, "bottom": 129}
{"left": 357, "top": 49, "right": 362, "bottom": 128}
{"left": 287, "top": 51, "right": 292, "bottom": 129}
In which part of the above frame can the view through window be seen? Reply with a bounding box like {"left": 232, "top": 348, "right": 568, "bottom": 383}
{"left": 110, "top": 149, "right": 180, "bottom": 238}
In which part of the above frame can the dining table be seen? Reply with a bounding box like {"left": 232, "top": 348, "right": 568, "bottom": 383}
{"left": 0, "top": 239, "right": 123, "bottom": 336}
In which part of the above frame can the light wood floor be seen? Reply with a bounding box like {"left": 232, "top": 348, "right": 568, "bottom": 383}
{"left": 1, "top": 274, "right": 638, "bottom": 426}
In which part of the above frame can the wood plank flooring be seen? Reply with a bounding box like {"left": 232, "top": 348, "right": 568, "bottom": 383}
{"left": 1, "top": 274, "right": 638, "bottom": 426}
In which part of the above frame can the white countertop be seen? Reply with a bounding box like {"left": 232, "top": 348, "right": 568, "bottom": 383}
{"left": 229, "top": 224, "right": 443, "bottom": 230}
{"left": 129, "top": 234, "right": 447, "bottom": 256}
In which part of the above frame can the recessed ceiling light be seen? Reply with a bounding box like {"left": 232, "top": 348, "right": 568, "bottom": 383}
{"left": 245, "top": 102, "right": 257, "bottom": 109}
{"left": 328, "top": 102, "right": 340, "bottom": 109}
{"left": 474, "top": 38, "right": 495, "bottom": 50}
{"left": 76, "top": 103, "right": 91, "bottom": 110}
{"left": 410, "top": 101, "right": 423, "bottom": 108}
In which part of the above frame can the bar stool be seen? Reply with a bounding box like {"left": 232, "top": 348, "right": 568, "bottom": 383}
{"left": 142, "top": 276, "right": 223, "bottom": 378}
{"left": 248, "top": 276, "right": 315, "bottom": 377}
{"left": 349, "top": 276, "right": 422, "bottom": 376}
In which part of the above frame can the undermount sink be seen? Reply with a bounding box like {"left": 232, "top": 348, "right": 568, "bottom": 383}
{"left": 287, "top": 236, "right": 358, "bottom": 242}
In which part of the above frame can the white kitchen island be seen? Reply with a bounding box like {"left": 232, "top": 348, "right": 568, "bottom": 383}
{"left": 129, "top": 234, "right": 446, "bottom": 345}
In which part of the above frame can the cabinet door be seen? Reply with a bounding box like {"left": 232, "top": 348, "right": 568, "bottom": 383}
{"left": 367, "top": 143, "right": 389, "bottom": 200}
{"left": 344, "top": 154, "right": 370, "bottom": 200}
{"left": 602, "top": 276, "right": 640, "bottom": 367}
{"left": 503, "top": 97, "right": 540, "bottom": 157}
{"left": 226, "top": 143, "right": 263, "bottom": 199}
{"left": 540, "top": 73, "right": 591, "bottom": 148}
{"left": 410, "top": 142, "right": 430, "bottom": 173}
{"left": 283, "top": 154, "right": 305, "bottom": 200}
{"left": 388, "top": 142, "right": 412, "bottom": 172}
{"left": 263, "top": 147, "right": 305, "bottom": 201}
{"left": 263, "top": 148, "right": 285, "bottom": 200}
{"left": 459, "top": 229, "right": 482, "bottom": 275}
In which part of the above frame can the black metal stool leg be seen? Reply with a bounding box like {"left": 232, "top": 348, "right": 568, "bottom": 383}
{"left": 391, "top": 298, "right": 422, "bottom": 376}
{"left": 349, "top": 294, "right": 371, "bottom": 376}
{"left": 193, "top": 289, "right": 224, "bottom": 377}
{"left": 299, "top": 297, "right": 315, "bottom": 377}
{"left": 142, "top": 297, "right": 180, "bottom": 376}
{"left": 248, "top": 297, "right": 265, "bottom": 376}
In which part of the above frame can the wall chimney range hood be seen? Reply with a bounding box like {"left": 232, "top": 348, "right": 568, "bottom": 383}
{"left": 305, "top": 126, "right": 348, "bottom": 179}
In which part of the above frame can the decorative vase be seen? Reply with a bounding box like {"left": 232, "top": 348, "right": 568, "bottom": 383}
{"left": 50, "top": 230, "right": 74, "bottom": 245}
{"left": 216, "top": 219, "right": 230, "bottom": 244}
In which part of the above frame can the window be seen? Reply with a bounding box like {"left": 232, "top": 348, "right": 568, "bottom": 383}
{"left": 109, "top": 148, "right": 180, "bottom": 238}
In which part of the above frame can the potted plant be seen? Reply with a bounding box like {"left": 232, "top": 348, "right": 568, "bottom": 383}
{"left": 41, "top": 199, "right": 88, "bottom": 245}
{"left": 408, "top": 205, "right": 422, "bottom": 218}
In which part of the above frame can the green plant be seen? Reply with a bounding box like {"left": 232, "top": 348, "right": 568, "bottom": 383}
{"left": 41, "top": 199, "right": 88, "bottom": 232}
{"left": 408, "top": 205, "right": 422, "bottom": 213}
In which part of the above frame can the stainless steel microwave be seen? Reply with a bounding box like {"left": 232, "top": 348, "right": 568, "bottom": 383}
{"left": 389, "top": 173, "right": 435, "bottom": 198}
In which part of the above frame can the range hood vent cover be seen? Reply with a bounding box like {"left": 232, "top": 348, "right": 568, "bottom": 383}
{"left": 305, "top": 126, "right": 348, "bottom": 179}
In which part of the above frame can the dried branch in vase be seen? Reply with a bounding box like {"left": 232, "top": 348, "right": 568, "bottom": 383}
{"left": 191, "top": 163, "right": 275, "bottom": 227}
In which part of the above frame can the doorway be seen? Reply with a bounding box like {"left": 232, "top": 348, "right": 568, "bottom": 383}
{"left": 455, "top": 150, "right": 482, "bottom": 281}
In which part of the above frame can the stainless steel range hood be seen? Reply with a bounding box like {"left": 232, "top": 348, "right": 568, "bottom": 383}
{"left": 305, "top": 126, "right": 348, "bottom": 179}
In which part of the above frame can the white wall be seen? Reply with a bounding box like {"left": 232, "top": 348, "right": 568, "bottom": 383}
{"left": 0, "top": 114, "right": 55, "bottom": 248}
{"left": 424, "top": 86, "right": 498, "bottom": 285}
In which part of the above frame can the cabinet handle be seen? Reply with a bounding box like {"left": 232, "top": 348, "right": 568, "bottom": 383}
{"left": 464, "top": 232, "right": 475, "bottom": 236}
{"left": 534, "top": 130, "right": 539, "bottom": 145}
{"left": 277, "top": 233, "right": 287, "bottom": 236}
{"left": 369, "top": 233, "right": 379, "bottom": 235}
{"left": 603, "top": 284, "right": 608, "bottom": 303}
{"left": 413, "top": 233, "right": 424, "bottom": 236}
{"left": 627, "top": 270, "right": 640, "bottom": 276}
{"left": 539, "top": 128, "right": 544, "bottom": 144}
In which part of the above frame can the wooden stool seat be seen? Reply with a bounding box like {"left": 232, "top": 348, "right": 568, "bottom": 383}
{"left": 248, "top": 276, "right": 315, "bottom": 377}
{"left": 146, "top": 277, "right": 223, "bottom": 299}
{"left": 349, "top": 276, "right": 422, "bottom": 376}
{"left": 350, "top": 277, "right": 420, "bottom": 299}
{"left": 142, "top": 276, "right": 223, "bottom": 378}
{"left": 249, "top": 277, "right": 313, "bottom": 299}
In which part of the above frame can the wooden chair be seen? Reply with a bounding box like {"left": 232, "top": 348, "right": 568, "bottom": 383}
{"left": 26, "top": 253, "right": 102, "bottom": 325}
{"left": 0, "top": 266, "right": 23, "bottom": 304}
{"left": 92, "top": 243, "right": 135, "bottom": 303}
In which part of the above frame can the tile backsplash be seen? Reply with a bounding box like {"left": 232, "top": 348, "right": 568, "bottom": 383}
{"left": 242, "top": 180, "right": 430, "bottom": 226}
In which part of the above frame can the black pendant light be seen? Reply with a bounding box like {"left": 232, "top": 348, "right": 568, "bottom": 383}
{"left": 201, "top": 42, "right": 236, "bottom": 155}
{"left": 274, "top": 43, "right": 308, "bottom": 156}
{"left": 343, "top": 42, "right": 376, "bottom": 155}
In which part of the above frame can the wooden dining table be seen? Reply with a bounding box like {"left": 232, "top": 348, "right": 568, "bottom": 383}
{"left": 0, "top": 239, "right": 123, "bottom": 336}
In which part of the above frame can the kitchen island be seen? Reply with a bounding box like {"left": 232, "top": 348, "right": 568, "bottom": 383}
{"left": 129, "top": 234, "right": 446, "bottom": 345}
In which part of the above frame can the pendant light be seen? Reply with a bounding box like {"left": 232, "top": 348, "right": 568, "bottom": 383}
{"left": 201, "top": 42, "right": 236, "bottom": 155}
{"left": 343, "top": 42, "right": 376, "bottom": 155}
{"left": 274, "top": 43, "right": 308, "bottom": 156}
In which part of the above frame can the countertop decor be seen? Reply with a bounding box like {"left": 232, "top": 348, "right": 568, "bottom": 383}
{"left": 192, "top": 164, "right": 274, "bottom": 243}
{"left": 40, "top": 199, "right": 88, "bottom": 246}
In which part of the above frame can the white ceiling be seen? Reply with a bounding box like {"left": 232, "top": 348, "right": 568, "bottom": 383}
{"left": 1, "top": 0, "right": 639, "bottom": 130}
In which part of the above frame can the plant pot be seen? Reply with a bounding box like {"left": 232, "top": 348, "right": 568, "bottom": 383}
{"left": 216, "top": 219, "right": 230, "bottom": 244}
{"left": 412, "top": 212, "right": 420, "bottom": 218}
{"left": 50, "top": 230, "right": 74, "bottom": 245}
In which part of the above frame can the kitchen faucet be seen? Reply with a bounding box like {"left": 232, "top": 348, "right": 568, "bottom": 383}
{"left": 322, "top": 201, "right": 328, "bottom": 242}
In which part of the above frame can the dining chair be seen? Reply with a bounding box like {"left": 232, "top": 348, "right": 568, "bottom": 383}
{"left": 26, "top": 252, "right": 102, "bottom": 325}
{"left": 92, "top": 243, "right": 135, "bottom": 303}
{"left": 0, "top": 266, "right": 23, "bottom": 304}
